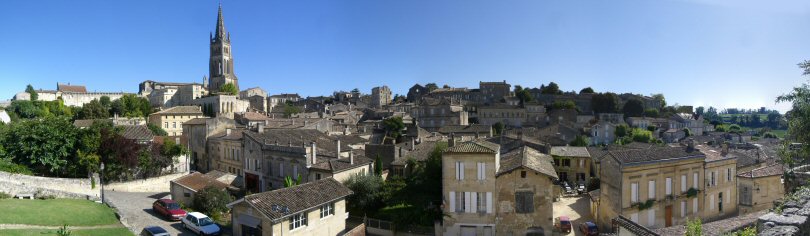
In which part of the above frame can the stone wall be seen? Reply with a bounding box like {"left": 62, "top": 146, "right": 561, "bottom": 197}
{"left": 0, "top": 171, "right": 99, "bottom": 199}
{"left": 757, "top": 188, "right": 810, "bottom": 235}
{"left": 105, "top": 172, "right": 187, "bottom": 192}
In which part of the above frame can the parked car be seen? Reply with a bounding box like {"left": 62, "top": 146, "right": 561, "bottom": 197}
{"left": 141, "top": 226, "right": 170, "bottom": 236}
{"left": 152, "top": 199, "right": 187, "bottom": 221}
{"left": 182, "top": 212, "right": 221, "bottom": 236}
{"left": 554, "top": 216, "right": 572, "bottom": 233}
{"left": 579, "top": 221, "right": 599, "bottom": 236}
{"left": 577, "top": 183, "right": 586, "bottom": 195}
{"left": 563, "top": 183, "right": 574, "bottom": 194}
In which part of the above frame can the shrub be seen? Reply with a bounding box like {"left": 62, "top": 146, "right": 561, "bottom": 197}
{"left": 0, "top": 192, "right": 11, "bottom": 199}
{"left": 193, "top": 186, "right": 233, "bottom": 217}
{"left": 57, "top": 224, "right": 72, "bottom": 236}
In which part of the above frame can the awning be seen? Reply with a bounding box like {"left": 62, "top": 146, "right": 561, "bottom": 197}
{"left": 238, "top": 213, "right": 261, "bottom": 228}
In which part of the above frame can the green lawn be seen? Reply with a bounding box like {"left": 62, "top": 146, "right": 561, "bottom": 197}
{"left": 0, "top": 199, "right": 120, "bottom": 226}
{"left": 0, "top": 227, "right": 133, "bottom": 236}
{"left": 771, "top": 129, "right": 788, "bottom": 138}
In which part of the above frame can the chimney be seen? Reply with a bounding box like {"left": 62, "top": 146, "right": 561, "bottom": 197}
{"left": 292, "top": 119, "right": 295, "bottom": 126}
{"left": 257, "top": 123, "right": 265, "bottom": 133}
{"left": 226, "top": 128, "right": 232, "bottom": 136}
{"left": 350, "top": 150, "right": 354, "bottom": 165}
{"left": 288, "top": 139, "right": 292, "bottom": 147}
{"left": 399, "top": 146, "right": 403, "bottom": 158}
{"left": 722, "top": 142, "right": 729, "bottom": 155}
{"left": 448, "top": 133, "right": 456, "bottom": 147}
{"left": 310, "top": 141, "right": 317, "bottom": 166}
{"left": 305, "top": 120, "right": 309, "bottom": 126}
{"left": 687, "top": 138, "right": 695, "bottom": 152}
{"left": 410, "top": 137, "right": 415, "bottom": 151}
{"left": 336, "top": 139, "right": 341, "bottom": 158}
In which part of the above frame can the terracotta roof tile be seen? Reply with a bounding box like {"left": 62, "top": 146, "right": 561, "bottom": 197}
{"left": 550, "top": 146, "right": 591, "bottom": 158}
{"left": 172, "top": 172, "right": 231, "bottom": 192}
{"left": 153, "top": 106, "right": 203, "bottom": 115}
{"left": 497, "top": 146, "right": 557, "bottom": 179}
{"left": 57, "top": 83, "right": 87, "bottom": 93}
{"left": 241, "top": 178, "right": 352, "bottom": 221}
{"left": 738, "top": 163, "right": 784, "bottom": 178}
{"left": 446, "top": 140, "right": 499, "bottom": 153}
{"left": 608, "top": 146, "right": 704, "bottom": 165}
{"left": 120, "top": 125, "right": 155, "bottom": 141}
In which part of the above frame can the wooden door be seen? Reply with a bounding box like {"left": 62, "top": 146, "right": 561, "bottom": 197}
{"left": 665, "top": 205, "right": 673, "bottom": 227}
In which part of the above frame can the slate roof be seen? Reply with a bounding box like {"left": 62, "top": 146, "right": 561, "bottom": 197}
{"left": 550, "top": 146, "right": 591, "bottom": 158}
{"left": 57, "top": 83, "right": 88, "bottom": 93}
{"left": 697, "top": 145, "right": 738, "bottom": 162}
{"left": 446, "top": 140, "right": 499, "bottom": 153}
{"left": 240, "top": 178, "right": 353, "bottom": 221}
{"left": 608, "top": 146, "right": 704, "bottom": 165}
{"left": 497, "top": 146, "right": 558, "bottom": 179}
{"left": 309, "top": 155, "right": 373, "bottom": 173}
{"left": 183, "top": 118, "right": 208, "bottom": 126}
{"left": 210, "top": 129, "right": 245, "bottom": 141}
{"left": 437, "top": 124, "right": 491, "bottom": 134}
{"left": 393, "top": 141, "right": 440, "bottom": 165}
{"left": 239, "top": 112, "right": 269, "bottom": 121}
{"left": 120, "top": 125, "right": 155, "bottom": 141}
{"left": 243, "top": 129, "right": 349, "bottom": 157}
{"left": 171, "top": 172, "right": 231, "bottom": 192}
{"left": 152, "top": 106, "right": 203, "bottom": 115}
{"left": 738, "top": 163, "right": 784, "bottom": 178}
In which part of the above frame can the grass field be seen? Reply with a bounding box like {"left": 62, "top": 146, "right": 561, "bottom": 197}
{"left": 0, "top": 227, "right": 133, "bottom": 236}
{"left": 0, "top": 199, "right": 120, "bottom": 226}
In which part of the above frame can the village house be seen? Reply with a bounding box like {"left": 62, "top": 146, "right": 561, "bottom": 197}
{"left": 410, "top": 97, "right": 469, "bottom": 131}
{"left": 550, "top": 146, "right": 593, "bottom": 185}
{"left": 170, "top": 171, "right": 236, "bottom": 206}
{"left": 441, "top": 139, "right": 501, "bottom": 236}
{"left": 148, "top": 106, "right": 205, "bottom": 137}
{"left": 371, "top": 85, "right": 392, "bottom": 109}
{"left": 228, "top": 178, "right": 353, "bottom": 236}
{"left": 597, "top": 144, "right": 706, "bottom": 230}
{"left": 208, "top": 128, "right": 245, "bottom": 176}
{"left": 478, "top": 81, "right": 511, "bottom": 103}
{"left": 737, "top": 164, "right": 785, "bottom": 215}
{"left": 182, "top": 117, "right": 237, "bottom": 172}
{"left": 494, "top": 146, "right": 558, "bottom": 236}
{"left": 698, "top": 144, "right": 739, "bottom": 221}
{"left": 477, "top": 104, "right": 528, "bottom": 128}
{"left": 139, "top": 80, "right": 207, "bottom": 108}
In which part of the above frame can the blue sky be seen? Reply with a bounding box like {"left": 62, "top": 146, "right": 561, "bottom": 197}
{"left": 1, "top": 0, "right": 809, "bottom": 113}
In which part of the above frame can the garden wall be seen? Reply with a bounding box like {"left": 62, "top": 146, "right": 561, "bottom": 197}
{"left": 0, "top": 171, "right": 100, "bottom": 200}
{"left": 104, "top": 172, "right": 187, "bottom": 192}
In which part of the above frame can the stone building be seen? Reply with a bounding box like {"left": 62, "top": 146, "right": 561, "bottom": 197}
{"left": 407, "top": 84, "right": 428, "bottom": 102}
{"left": 208, "top": 128, "right": 246, "bottom": 176}
{"left": 207, "top": 5, "right": 239, "bottom": 94}
{"left": 371, "top": 86, "right": 392, "bottom": 109}
{"left": 597, "top": 145, "right": 706, "bottom": 230}
{"left": 698, "top": 144, "right": 739, "bottom": 222}
{"left": 494, "top": 146, "right": 558, "bottom": 236}
{"left": 479, "top": 81, "right": 511, "bottom": 103}
{"left": 477, "top": 104, "right": 527, "bottom": 128}
{"left": 192, "top": 95, "right": 249, "bottom": 118}
{"left": 182, "top": 117, "right": 237, "bottom": 172}
{"left": 268, "top": 93, "right": 301, "bottom": 109}
{"left": 411, "top": 97, "right": 468, "bottom": 132}
{"left": 550, "top": 146, "right": 593, "bottom": 185}
{"left": 14, "top": 83, "right": 127, "bottom": 107}
{"left": 239, "top": 87, "right": 267, "bottom": 99}
{"left": 139, "top": 80, "right": 206, "bottom": 108}
{"left": 227, "top": 178, "right": 353, "bottom": 236}
{"left": 148, "top": 106, "right": 205, "bottom": 136}
{"left": 737, "top": 164, "right": 784, "bottom": 215}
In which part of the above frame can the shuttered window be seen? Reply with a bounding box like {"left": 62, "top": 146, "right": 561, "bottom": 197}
{"left": 515, "top": 191, "right": 534, "bottom": 213}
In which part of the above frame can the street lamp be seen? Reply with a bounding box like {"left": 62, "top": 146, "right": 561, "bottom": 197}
{"left": 100, "top": 162, "right": 105, "bottom": 204}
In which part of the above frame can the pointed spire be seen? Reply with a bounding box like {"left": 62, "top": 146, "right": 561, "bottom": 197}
{"left": 214, "top": 3, "right": 227, "bottom": 42}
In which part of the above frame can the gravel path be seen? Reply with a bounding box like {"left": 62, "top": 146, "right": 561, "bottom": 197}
{"left": 103, "top": 190, "right": 201, "bottom": 236}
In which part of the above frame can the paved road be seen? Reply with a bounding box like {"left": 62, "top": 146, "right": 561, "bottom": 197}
{"left": 104, "top": 190, "right": 204, "bottom": 236}
{"left": 553, "top": 195, "right": 594, "bottom": 236}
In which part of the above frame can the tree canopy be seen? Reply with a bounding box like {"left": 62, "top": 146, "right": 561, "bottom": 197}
{"left": 219, "top": 83, "right": 238, "bottom": 96}
{"left": 579, "top": 87, "right": 594, "bottom": 94}
{"left": 592, "top": 93, "right": 619, "bottom": 114}
{"left": 776, "top": 60, "right": 810, "bottom": 166}
{"left": 622, "top": 98, "right": 645, "bottom": 117}
{"left": 540, "top": 82, "right": 562, "bottom": 95}
{"left": 382, "top": 116, "right": 405, "bottom": 143}
{"left": 25, "top": 85, "right": 38, "bottom": 101}
{"left": 425, "top": 83, "right": 439, "bottom": 92}
{"left": 110, "top": 94, "right": 151, "bottom": 118}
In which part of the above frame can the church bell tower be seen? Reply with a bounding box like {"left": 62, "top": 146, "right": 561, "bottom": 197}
{"left": 208, "top": 4, "right": 239, "bottom": 94}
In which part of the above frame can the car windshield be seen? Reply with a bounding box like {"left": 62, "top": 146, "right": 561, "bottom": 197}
{"left": 588, "top": 225, "right": 598, "bottom": 230}
{"left": 166, "top": 203, "right": 180, "bottom": 210}
{"left": 561, "top": 221, "right": 570, "bottom": 225}
{"left": 198, "top": 217, "right": 214, "bottom": 226}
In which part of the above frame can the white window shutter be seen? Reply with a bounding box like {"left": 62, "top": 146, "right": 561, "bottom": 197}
{"left": 470, "top": 192, "right": 478, "bottom": 213}
{"left": 455, "top": 162, "right": 460, "bottom": 180}
{"left": 631, "top": 183, "right": 638, "bottom": 203}
{"left": 693, "top": 198, "right": 698, "bottom": 214}
{"left": 680, "top": 201, "right": 686, "bottom": 217}
{"left": 648, "top": 180, "right": 655, "bottom": 199}
{"left": 693, "top": 173, "right": 698, "bottom": 189}
{"left": 648, "top": 209, "right": 655, "bottom": 227}
{"left": 464, "top": 192, "right": 471, "bottom": 213}
{"left": 681, "top": 175, "right": 687, "bottom": 192}
{"left": 710, "top": 195, "right": 715, "bottom": 210}
{"left": 460, "top": 163, "right": 465, "bottom": 180}
{"left": 449, "top": 192, "right": 455, "bottom": 212}
{"left": 486, "top": 192, "right": 493, "bottom": 214}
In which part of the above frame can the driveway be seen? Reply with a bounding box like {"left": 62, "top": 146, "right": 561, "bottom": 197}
{"left": 553, "top": 196, "right": 594, "bottom": 236}
{"left": 104, "top": 190, "right": 213, "bottom": 236}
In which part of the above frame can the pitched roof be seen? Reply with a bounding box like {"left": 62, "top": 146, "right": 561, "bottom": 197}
{"left": 608, "top": 146, "right": 704, "bottom": 165}
{"left": 697, "top": 145, "right": 738, "bottom": 162}
{"left": 497, "top": 146, "right": 557, "bottom": 179}
{"left": 738, "top": 163, "right": 784, "bottom": 178}
{"left": 446, "top": 140, "right": 499, "bottom": 153}
{"left": 152, "top": 106, "right": 203, "bottom": 115}
{"left": 613, "top": 215, "right": 660, "bottom": 236}
{"left": 550, "top": 146, "right": 591, "bottom": 158}
{"left": 243, "top": 129, "right": 349, "bottom": 157}
{"left": 57, "top": 83, "right": 87, "bottom": 93}
{"left": 240, "top": 178, "right": 353, "bottom": 221}
{"left": 120, "top": 125, "right": 155, "bottom": 141}
{"left": 171, "top": 172, "right": 231, "bottom": 192}
{"left": 393, "top": 141, "right": 440, "bottom": 165}
{"left": 309, "top": 156, "right": 373, "bottom": 173}
{"left": 437, "top": 124, "right": 491, "bottom": 134}
{"left": 239, "top": 112, "right": 269, "bottom": 121}
{"left": 183, "top": 118, "right": 208, "bottom": 125}
{"left": 211, "top": 129, "right": 245, "bottom": 141}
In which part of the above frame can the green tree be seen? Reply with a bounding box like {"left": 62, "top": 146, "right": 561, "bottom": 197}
{"left": 219, "top": 83, "right": 238, "bottom": 95}
{"left": 193, "top": 186, "right": 234, "bottom": 218}
{"left": 425, "top": 83, "right": 439, "bottom": 92}
{"left": 382, "top": 116, "right": 405, "bottom": 143}
{"left": 492, "top": 122, "right": 504, "bottom": 135}
{"left": 551, "top": 100, "right": 577, "bottom": 110}
{"left": 375, "top": 155, "right": 383, "bottom": 175}
{"left": 344, "top": 174, "right": 384, "bottom": 214}
{"left": 25, "top": 84, "right": 38, "bottom": 101}
{"left": 514, "top": 85, "right": 533, "bottom": 104}
{"left": 78, "top": 99, "right": 109, "bottom": 119}
{"left": 569, "top": 135, "right": 589, "bottom": 146}
{"left": 776, "top": 60, "right": 810, "bottom": 166}
{"left": 622, "top": 99, "right": 645, "bottom": 117}
{"left": 631, "top": 128, "right": 653, "bottom": 143}
{"left": 541, "top": 82, "right": 562, "bottom": 94}
{"left": 283, "top": 174, "right": 302, "bottom": 187}
{"left": 683, "top": 128, "right": 692, "bottom": 137}
{"left": 283, "top": 104, "right": 301, "bottom": 118}
{"left": 686, "top": 218, "right": 702, "bottom": 236}
{"left": 647, "top": 125, "right": 658, "bottom": 132}
{"left": 147, "top": 123, "right": 168, "bottom": 136}
{"left": 644, "top": 108, "right": 659, "bottom": 117}
{"left": 2, "top": 117, "right": 77, "bottom": 175}
{"left": 579, "top": 87, "right": 595, "bottom": 94}
{"left": 99, "top": 96, "right": 111, "bottom": 110}
{"left": 651, "top": 93, "right": 666, "bottom": 108}
{"left": 729, "top": 124, "right": 742, "bottom": 133}
{"left": 695, "top": 106, "right": 705, "bottom": 117}
{"left": 614, "top": 124, "right": 629, "bottom": 137}
{"left": 111, "top": 94, "right": 152, "bottom": 118}
{"left": 592, "top": 93, "right": 619, "bottom": 114}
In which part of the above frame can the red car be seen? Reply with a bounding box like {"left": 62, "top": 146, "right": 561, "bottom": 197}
{"left": 554, "top": 216, "right": 572, "bottom": 233}
{"left": 579, "top": 221, "right": 599, "bottom": 236}
{"left": 152, "top": 199, "right": 186, "bottom": 221}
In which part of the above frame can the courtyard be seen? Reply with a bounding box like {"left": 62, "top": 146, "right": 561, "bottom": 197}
{"left": 552, "top": 195, "right": 595, "bottom": 236}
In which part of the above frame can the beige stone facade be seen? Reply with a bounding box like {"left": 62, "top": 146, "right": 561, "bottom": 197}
{"left": 230, "top": 199, "right": 348, "bottom": 236}
{"left": 701, "top": 149, "right": 738, "bottom": 221}
{"left": 495, "top": 162, "right": 555, "bottom": 235}
{"left": 737, "top": 164, "right": 784, "bottom": 215}
{"left": 148, "top": 106, "right": 205, "bottom": 136}
{"left": 550, "top": 146, "right": 593, "bottom": 185}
